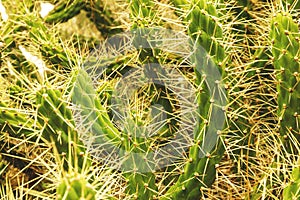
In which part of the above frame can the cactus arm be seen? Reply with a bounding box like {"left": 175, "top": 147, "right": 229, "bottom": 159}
{"left": 251, "top": 10, "right": 300, "bottom": 199}
{"left": 36, "top": 87, "right": 89, "bottom": 171}
{"left": 119, "top": 0, "right": 160, "bottom": 199}
{"left": 270, "top": 12, "right": 300, "bottom": 151}
{"left": 162, "top": 0, "right": 228, "bottom": 199}
{"left": 45, "top": 0, "right": 85, "bottom": 24}
{"left": 0, "top": 102, "right": 36, "bottom": 137}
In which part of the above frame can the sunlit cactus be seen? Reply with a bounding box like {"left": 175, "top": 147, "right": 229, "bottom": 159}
{"left": 270, "top": 12, "right": 300, "bottom": 152}
{"left": 1, "top": 0, "right": 300, "bottom": 199}
{"left": 57, "top": 173, "right": 96, "bottom": 200}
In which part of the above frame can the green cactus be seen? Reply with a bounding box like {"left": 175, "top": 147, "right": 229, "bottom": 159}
{"left": 123, "top": 0, "right": 164, "bottom": 199}
{"left": 249, "top": 10, "right": 300, "bottom": 199}
{"left": 283, "top": 166, "right": 300, "bottom": 200}
{"left": 72, "top": 69, "right": 120, "bottom": 142}
{"left": 159, "top": 0, "right": 228, "bottom": 199}
{"left": 72, "top": 69, "right": 148, "bottom": 198}
{"left": 2, "top": 0, "right": 300, "bottom": 199}
{"left": 45, "top": 0, "right": 122, "bottom": 37}
{"left": 1, "top": 12, "right": 72, "bottom": 72}
{"left": 36, "top": 87, "right": 88, "bottom": 170}
{"left": 130, "top": 0, "right": 181, "bottom": 141}
{"left": 249, "top": 9, "right": 300, "bottom": 199}
{"left": 27, "top": 15, "right": 75, "bottom": 69}
{"left": 45, "top": 0, "right": 85, "bottom": 24}
{"left": 57, "top": 173, "right": 96, "bottom": 200}
{"left": 0, "top": 102, "right": 36, "bottom": 138}
{"left": 73, "top": 67, "right": 161, "bottom": 199}
{"left": 270, "top": 12, "right": 300, "bottom": 152}
{"left": 74, "top": 63, "right": 177, "bottom": 198}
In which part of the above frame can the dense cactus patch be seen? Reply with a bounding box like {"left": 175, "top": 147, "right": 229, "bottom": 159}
{"left": 0, "top": 0, "right": 299, "bottom": 199}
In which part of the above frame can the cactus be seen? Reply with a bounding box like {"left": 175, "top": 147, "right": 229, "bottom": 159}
{"left": 270, "top": 12, "right": 300, "bottom": 152}
{"left": 57, "top": 173, "right": 96, "bottom": 200}
{"left": 224, "top": 1, "right": 270, "bottom": 175}
{"left": 72, "top": 68, "right": 157, "bottom": 199}
{"left": 27, "top": 15, "right": 75, "bottom": 69}
{"left": 283, "top": 166, "right": 300, "bottom": 200}
{"left": 97, "top": 0, "right": 231, "bottom": 198}
{"left": 121, "top": 0, "right": 164, "bottom": 198}
{"left": 36, "top": 87, "right": 88, "bottom": 170}
{"left": 72, "top": 67, "right": 158, "bottom": 199}
{"left": 45, "top": 0, "right": 85, "bottom": 24}
{"left": 2, "top": 0, "right": 300, "bottom": 199}
{"left": 45, "top": 0, "right": 122, "bottom": 37}
{"left": 248, "top": 10, "right": 300, "bottom": 199}
{"left": 248, "top": 8, "right": 300, "bottom": 199}
{"left": 72, "top": 69, "right": 120, "bottom": 142}
{"left": 160, "top": 1, "right": 228, "bottom": 199}
{"left": 0, "top": 102, "right": 36, "bottom": 138}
